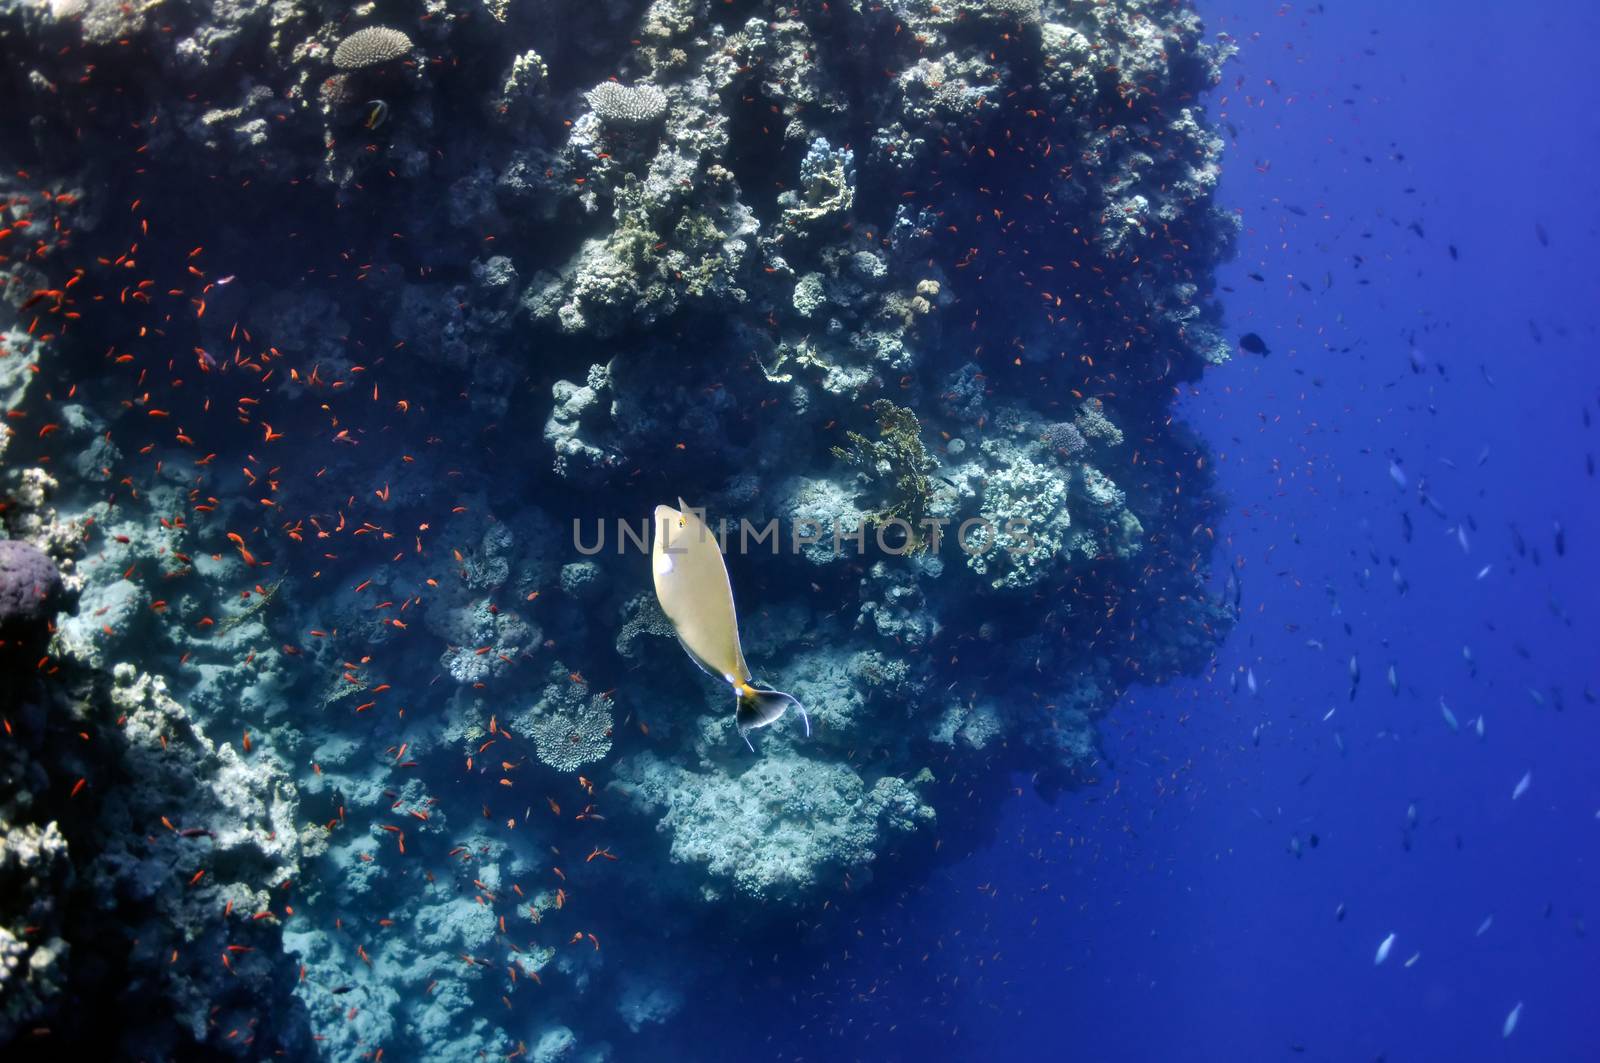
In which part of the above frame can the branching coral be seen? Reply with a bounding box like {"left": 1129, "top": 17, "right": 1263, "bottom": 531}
{"left": 831, "top": 400, "right": 940, "bottom": 551}
{"left": 511, "top": 668, "right": 615, "bottom": 773}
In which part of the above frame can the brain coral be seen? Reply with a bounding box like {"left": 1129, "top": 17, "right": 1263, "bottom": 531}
{"left": 584, "top": 81, "right": 668, "bottom": 128}
{"left": 332, "top": 27, "right": 413, "bottom": 71}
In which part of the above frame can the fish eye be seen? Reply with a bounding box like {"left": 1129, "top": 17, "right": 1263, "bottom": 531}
{"left": 677, "top": 517, "right": 685, "bottom": 528}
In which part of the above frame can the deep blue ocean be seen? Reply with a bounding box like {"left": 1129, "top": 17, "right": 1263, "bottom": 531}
{"left": 731, "top": 4, "right": 1600, "bottom": 1060}
{"left": 2, "top": 0, "right": 1595, "bottom": 1060}
{"left": 697, "top": 3, "right": 1600, "bottom": 1060}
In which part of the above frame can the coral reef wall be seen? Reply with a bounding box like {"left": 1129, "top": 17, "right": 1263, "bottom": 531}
{"left": 1, "top": 0, "right": 1236, "bottom": 1057}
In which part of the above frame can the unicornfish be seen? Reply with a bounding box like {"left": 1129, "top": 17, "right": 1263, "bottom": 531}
{"left": 651, "top": 500, "right": 809, "bottom": 748}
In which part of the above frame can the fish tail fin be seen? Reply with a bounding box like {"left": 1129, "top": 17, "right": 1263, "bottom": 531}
{"left": 735, "top": 684, "right": 805, "bottom": 741}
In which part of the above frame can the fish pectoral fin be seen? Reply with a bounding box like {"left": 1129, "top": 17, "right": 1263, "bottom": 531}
{"left": 736, "top": 684, "right": 805, "bottom": 738}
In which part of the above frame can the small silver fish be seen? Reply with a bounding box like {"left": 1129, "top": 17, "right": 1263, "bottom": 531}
{"left": 1387, "top": 663, "right": 1398, "bottom": 695}
{"left": 1512, "top": 770, "right": 1532, "bottom": 800}
{"left": 1503, "top": 1001, "right": 1522, "bottom": 1038}
{"left": 1476, "top": 915, "right": 1493, "bottom": 936}
{"left": 1389, "top": 460, "right": 1407, "bottom": 490}
{"left": 1440, "top": 699, "right": 1459, "bottom": 733}
{"left": 1375, "top": 932, "right": 1396, "bottom": 965}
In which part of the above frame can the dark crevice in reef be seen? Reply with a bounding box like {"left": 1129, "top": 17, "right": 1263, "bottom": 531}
{"left": 725, "top": 78, "right": 796, "bottom": 227}
{"left": 708, "top": 0, "right": 766, "bottom": 35}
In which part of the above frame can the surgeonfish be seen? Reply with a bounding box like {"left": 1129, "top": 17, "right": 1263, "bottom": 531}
{"left": 652, "top": 500, "right": 809, "bottom": 748}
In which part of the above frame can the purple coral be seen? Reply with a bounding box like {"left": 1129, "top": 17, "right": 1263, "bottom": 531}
{"left": 0, "top": 539, "right": 66, "bottom": 657}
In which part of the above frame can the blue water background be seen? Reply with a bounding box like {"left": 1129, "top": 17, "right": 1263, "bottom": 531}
{"left": 719, "top": 3, "right": 1600, "bottom": 1059}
